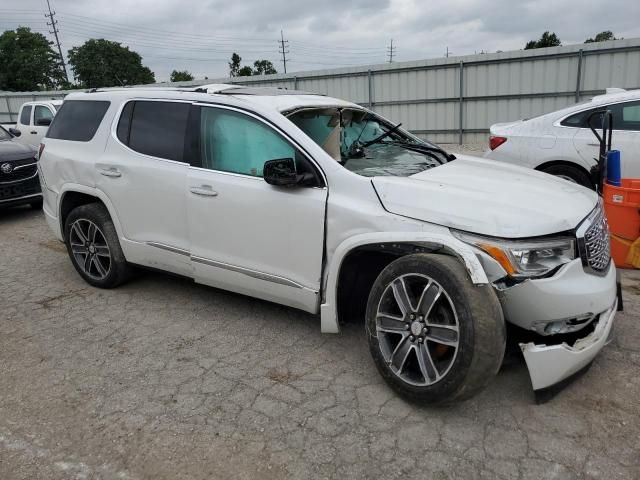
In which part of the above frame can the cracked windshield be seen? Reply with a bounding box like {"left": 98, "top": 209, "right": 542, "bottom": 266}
{"left": 288, "top": 108, "right": 451, "bottom": 177}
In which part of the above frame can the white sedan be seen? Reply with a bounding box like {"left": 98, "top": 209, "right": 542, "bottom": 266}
{"left": 485, "top": 88, "right": 640, "bottom": 187}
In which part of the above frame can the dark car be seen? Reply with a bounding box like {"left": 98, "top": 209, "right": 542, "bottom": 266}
{"left": 0, "top": 126, "right": 42, "bottom": 209}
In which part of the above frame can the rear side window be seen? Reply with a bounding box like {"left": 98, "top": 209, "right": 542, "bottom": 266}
{"left": 46, "top": 100, "right": 110, "bottom": 141}
{"left": 119, "top": 101, "right": 190, "bottom": 162}
{"left": 20, "top": 105, "right": 32, "bottom": 125}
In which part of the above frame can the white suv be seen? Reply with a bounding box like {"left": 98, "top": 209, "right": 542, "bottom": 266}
{"left": 485, "top": 88, "right": 640, "bottom": 187}
{"left": 39, "top": 85, "right": 618, "bottom": 403}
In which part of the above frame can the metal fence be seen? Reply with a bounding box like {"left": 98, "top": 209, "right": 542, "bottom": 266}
{"left": 2, "top": 38, "right": 639, "bottom": 144}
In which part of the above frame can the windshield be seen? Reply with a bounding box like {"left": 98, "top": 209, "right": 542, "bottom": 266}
{"left": 0, "top": 127, "right": 11, "bottom": 141}
{"left": 287, "top": 107, "right": 451, "bottom": 177}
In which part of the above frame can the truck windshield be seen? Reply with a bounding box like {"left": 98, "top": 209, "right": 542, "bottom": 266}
{"left": 287, "top": 107, "right": 451, "bottom": 177}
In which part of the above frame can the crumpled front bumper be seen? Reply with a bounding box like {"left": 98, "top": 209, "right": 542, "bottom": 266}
{"left": 520, "top": 299, "right": 617, "bottom": 390}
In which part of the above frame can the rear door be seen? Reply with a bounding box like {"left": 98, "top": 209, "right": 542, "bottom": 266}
{"left": 98, "top": 99, "right": 192, "bottom": 276}
{"left": 13, "top": 104, "right": 32, "bottom": 146}
{"left": 572, "top": 100, "right": 640, "bottom": 178}
{"left": 186, "top": 104, "right": 327, "bottom": 312}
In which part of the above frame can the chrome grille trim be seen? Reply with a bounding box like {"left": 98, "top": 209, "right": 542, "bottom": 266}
{"left": 576, "top": 202, "right": 611, "bottom": 276}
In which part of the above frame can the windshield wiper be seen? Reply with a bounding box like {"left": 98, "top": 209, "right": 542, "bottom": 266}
{"left": 384, "top": 140, "right": 455, "bottom": 161}
{"left": 361, "top": 122, "right": 403, "bottom": 147}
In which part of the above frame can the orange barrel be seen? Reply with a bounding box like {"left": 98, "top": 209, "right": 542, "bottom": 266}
{"left": 603, "top": 179, "right": 640, "bottom": 269}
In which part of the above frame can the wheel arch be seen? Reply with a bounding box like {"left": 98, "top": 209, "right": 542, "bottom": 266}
{"left": 534, "top": 159, "right": 592, "bottom": 177}
{"left": 320, "top": 232, "right": 489, "bottom": 334}
{"left": 58, "top": 184, "right": 124, "bottom": 241}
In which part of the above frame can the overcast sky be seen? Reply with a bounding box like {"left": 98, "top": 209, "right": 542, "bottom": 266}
{"left": 3, "top": 0, "right": 639, "bottom": 82}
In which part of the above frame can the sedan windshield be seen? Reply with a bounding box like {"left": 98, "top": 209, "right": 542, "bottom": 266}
{"left": 287, "top": 107, "right": 451, "bottom": 177}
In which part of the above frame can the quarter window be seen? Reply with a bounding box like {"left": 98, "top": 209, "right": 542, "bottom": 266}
{"left": 20, "top": 105, "right": 32, "bottom": 125}
{"left": 124, "top": 101, "right": 190, "bottom": 162}
{"left": 199, "top": 107, "right": 295, "bottom": 177}
{"left": 46, "top": 100, "right": 110, "bottom": 141}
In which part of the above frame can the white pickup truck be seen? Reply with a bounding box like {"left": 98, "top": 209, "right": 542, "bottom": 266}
{"left": 2, "top": 100, "right": 63, "bottom": 148}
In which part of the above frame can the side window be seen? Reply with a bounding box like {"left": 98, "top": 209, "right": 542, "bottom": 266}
{"left": 126, "top": 101, "right": 190, "bottom": 162}
{"left": 20, "top": 105, "right": 32, "bottom": 125}
{"left": 34, "top": 105, "right": 54, "bottom": 125}
{"left": 612, "top": 101, "right": 640, "bottom": 132}
{"left": 199, "top": 107, "right": 295, "bottom": 177}
{"left": 46, "top": 100, "right": 110, "bottom": 141}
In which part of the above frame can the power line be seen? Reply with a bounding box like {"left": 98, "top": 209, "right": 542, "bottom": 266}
{"left": 44, "top": 0, "right": 68, "bottom": 83}
{"left": 387, "top": 39, "right": 396, "bottom": 63}
{"left": 278, "top": 30, "right": 289, "bottom": 74}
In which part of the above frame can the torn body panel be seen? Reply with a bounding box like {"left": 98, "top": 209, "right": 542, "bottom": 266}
{"left": 520, "top": 299, "right": 617, "bottom": 390}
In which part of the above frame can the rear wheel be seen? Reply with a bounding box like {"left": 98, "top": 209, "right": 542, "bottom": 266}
{"left": 366, "top": 254, "right": 505, "bottom": 404}
{"left": 64, "top": 203, "right": 132, "bottom": 288}
{"left": 541, "top": 164, "right": 593, "bottom": 189}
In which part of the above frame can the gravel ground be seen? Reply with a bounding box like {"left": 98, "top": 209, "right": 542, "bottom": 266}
{"left": 1, "top": 207, "right": 639, "bottom": 480}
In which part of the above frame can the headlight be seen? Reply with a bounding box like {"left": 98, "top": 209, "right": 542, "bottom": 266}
{"left": 452, "top": 230, "right": 576, "bottom": 278}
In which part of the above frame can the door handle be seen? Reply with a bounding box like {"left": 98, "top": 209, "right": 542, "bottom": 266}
{"left": 98, "top": 167, "right": 122, "bottom": 178}
{"left": 30, "top": 131, "right": 37, "bottom": 134}
{"left": 189, "top": 185, "right": 218, "bottom": 197}
{"left": 587, "top": 143, "right": 600, "bottom": 146}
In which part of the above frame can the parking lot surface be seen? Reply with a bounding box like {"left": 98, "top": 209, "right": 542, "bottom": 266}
{"left": 1, "top": 207, "right": 639, "bottom": 480}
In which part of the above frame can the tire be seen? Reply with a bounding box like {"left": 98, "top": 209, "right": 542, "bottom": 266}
{"left": 366, "top": 254, "right": 505, "bottom": 404}
{"left": 541, "top": 164, "right": 593, "bottom": 189}
{"left": 64, "top": 203, "right": 132, "bottom": 288}
{"left": 30, "top": 198, "right": 43, "bottom": 210}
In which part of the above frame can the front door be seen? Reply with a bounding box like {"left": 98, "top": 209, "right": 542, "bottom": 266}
{"left": 187, "top": 104, "right": 327, "bottom": 312}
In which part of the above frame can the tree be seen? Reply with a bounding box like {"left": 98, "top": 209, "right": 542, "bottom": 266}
{"left": 229, "top": 53, "right": 242, "bottom": 77}
{"left": 253, "top": 59, "right": 277, "bottom": 75}
{"left": 170, "top": 69, "right": 194, "bottom": 82}
{"left": 0, "top": 27, "right": 65, "bottom": 91}
{"left": 524, "top": 31, "right": 561, "bottom": 50}
{"left": 238, "top": 66, "right": 253, "bottom": 76}
{"left": 68, "top": 39, "right": 155, "bottom": 88}
{"left": 585, "top": 31, "right": 617, "bottom": 43}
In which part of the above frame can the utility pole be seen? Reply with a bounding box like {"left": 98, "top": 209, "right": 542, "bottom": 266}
{"left": 387, "top": 39, "right": 396, "bottom": 63}
{"left": 445, "top": 46, "right": 450, "bottom": 58}
{"left": 45, "top": 0, "right": 69, "bottom": 84}
{"left": 278, "top": 30, "right": 289, "bottom": 74}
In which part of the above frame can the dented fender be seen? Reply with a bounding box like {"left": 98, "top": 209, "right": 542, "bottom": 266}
{"left": 319, "top": 231, "right": 489, "bottom": 333}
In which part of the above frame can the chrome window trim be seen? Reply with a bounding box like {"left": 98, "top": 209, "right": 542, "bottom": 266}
{"left": 553, "top": 98, "right": 640, "bottom": 131}
{"left": 109, "top": 98, "right": 192, "bottom": 167}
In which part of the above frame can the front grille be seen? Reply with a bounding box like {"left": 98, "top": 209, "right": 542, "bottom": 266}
{"left": 0, "top": 157, "right": 37, "bottom": 184}
{"left": 577, "top": 203, "right": 611, "bottom": 274}
{"left": 0, "top": 173, "right": 40, "bottom": 200}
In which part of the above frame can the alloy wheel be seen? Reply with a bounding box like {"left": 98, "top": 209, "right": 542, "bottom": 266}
{"left": 69, "top": 219, "right": 112, "bottom": 281}
{"left": 375, "top": 273, "right": 460, "bottom": 386}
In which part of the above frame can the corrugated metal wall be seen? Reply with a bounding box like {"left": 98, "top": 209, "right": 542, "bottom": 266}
{"left": 2, "top": 38, "right": 639, "bottom": 144}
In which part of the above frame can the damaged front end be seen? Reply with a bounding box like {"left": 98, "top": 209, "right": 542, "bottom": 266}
{"left": 520, "top": 299, "right": 617, "bottom": 391}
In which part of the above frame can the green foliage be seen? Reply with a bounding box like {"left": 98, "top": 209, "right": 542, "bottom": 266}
{"left": 238, "top": 66, "right": 253, "bottom": 76}
{"left": 253, "top": 59, "right": 277, "bottom": 75}
{"left": 524, "top": 31, "right": 561, "bottom": 50}
{"left": 0, "top": 27, "right": 65, "bottom": 91}
{"left": 585, "top": 31, "right": 617, "bottom": 43}
{"left": 170, "top": 69, "right": 194, "bottom": 82}
{"left": 68, "top": 39, "right": 155, "bottom": 88}
{"left": 229, "top": 53, "right": 242, "bottom": 77}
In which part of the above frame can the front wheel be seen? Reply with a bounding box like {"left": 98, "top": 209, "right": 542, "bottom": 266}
{"left": 366, "top": 254, "right": 505, "bottom": 404}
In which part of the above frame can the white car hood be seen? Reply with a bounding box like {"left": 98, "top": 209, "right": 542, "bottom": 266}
{"left": 372, "top": 155, "right": 598, "bottom": 238}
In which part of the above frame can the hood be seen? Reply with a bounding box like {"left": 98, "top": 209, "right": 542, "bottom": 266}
{"left": 372, "top": 155, "right": 597, "bottom": 238}
{"left": 0, "top": 140, "right": 36, "bottom": 161}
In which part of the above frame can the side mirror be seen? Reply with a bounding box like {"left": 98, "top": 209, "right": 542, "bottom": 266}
{"left": 8, "top": 127, "right": 21, "bottom": 137}
{"left": 36, "top": 118, "right": 52, "bottom": 126}
{"left": 263, "top": 158, "right": 299, "bottom": 187}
